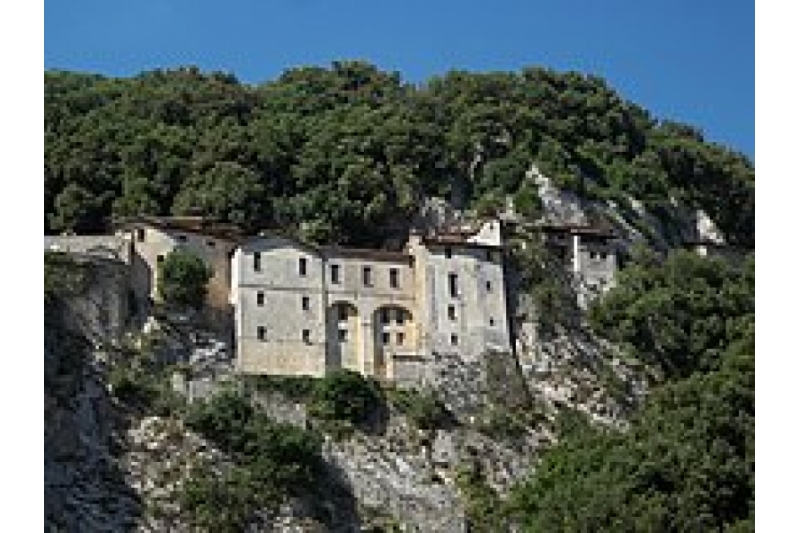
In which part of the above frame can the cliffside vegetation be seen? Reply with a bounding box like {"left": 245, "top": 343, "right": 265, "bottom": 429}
{"left": 509, "top": 251, "right": 755, "bottom": 531}
{"left": 45, "top": 62, "right": 753, "bottom": 247}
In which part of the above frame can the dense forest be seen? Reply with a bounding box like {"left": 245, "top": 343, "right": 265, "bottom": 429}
{"left": 45, "top": 61, "right": 754, "bottom": 247}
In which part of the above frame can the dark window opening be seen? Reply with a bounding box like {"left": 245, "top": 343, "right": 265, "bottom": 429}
{"left": 389, "top": 268, "right": 399, "bottom": 289}
{"left": 299, "top": 257, "right": 307, "bottom": 276}
{"left": 448, "top": 305, "right": 456, "bottom": 320}
{"left": 338, "top": 306, "right": 348, "bottom": 321}
{"left": 302, "top": 329, "right": 311, "bottom": 343}
{"left": 338, "top": 329, "right": 348, "bottom": 342}
{"left": 136, "top": 228, "right": 145, "bottom": 242}
{"left": 489, "top": 317, "right": 495, "bottom": 326}
{"left": 207, "top": 240, "right": 215, "bottom": 248}
{"left": 331, "top": 264, "right": 340, "bottom": 284}
{"left": 302, "top": 296, "right": 310, "bottom": 310}
{"left": 363, "top": 266, "right": 373, "bottom": 287}
{"left": 253, "top": 252, "right": 261, "bottom": 272}
{"left": 396, "top": 310, "right": 405, "bottom": 325}
{"left": 177, "top": 234, "right": 187, "bottom": 242}
{"left": 380, "top": 309, "right": 390, "bottom": 324}
{"left": 486, "top": 280, "right": 492, "bottom": 292}
{"left": 450, "top": 334, "right": 459, "bottom": 346}
{"left": 381, "top": 332, "right": 390, "bottom": 345}
{"left": 397, "top": 332, "right": 405, "bottom": 346}
{"left": 448, "top": 273, "right": 459, "bottom": 298}
{"left": 257, "top": 326, "right": 266, "bottom": 341}
{"left": 256, "top": 291, "right": 265, "bottom": 306}
{"left": 157, "top": 254, "right": 164, "bottom": 264}
{"left": 445, "top": 247, "right": 452, "bottom": 259}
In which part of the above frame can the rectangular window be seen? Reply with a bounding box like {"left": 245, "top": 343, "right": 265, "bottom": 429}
{"left": 396, "top": 310, "right": 405, "bottom": 325}
{"left": 338, "top": 306, "right": 348, "bottom": 321}
{"left": 486, "top": 280, "right": 492, "bottom": 292}
{"left": 338, "top": 329, "right": 348, "bottom": 342}
{"left": 363, "top": 266, "right": 373, "bottom": 287}
{"left": 389, "top": 268, "right": 399, "bottom": 289}
{"left": 448, "top": 273, "right": 459, "bottom": 298}
{"left": 302, "top": 295, "right": 310, "bottom": 310}
{"left": 157, "top": 254, "right": 165, "bottom": 264}
{"left": 447, "top": 305, "right": 456, "bottom": 321}
{"left": 253, "top": 252, "right": 261, "bottom": 272}
{"left": 331, "top": 264, "right": 340, "bottom": 284}
{"left": 381, "top": 332, "right": 390, "bottom": 345}
{"left": 445, "top": 247, "right": 452, "bottom": 259}
{"left": 136, "top": 228, "right": 146, "bottom": 242}
{"left": 302, "top": 329, "right": 311, "bottom": 343}
{"left": 489, "top": 317, "right": 495, "bottom": 326}
{"left": 396, "top": 332, "right": 405, "bottom": 346}
{"left": 299, "top": 257, "right": 307, "bottom": 276}
{"left": 256, "top": 291, "right": 265, "bottom": 306}
{"left": 450, "top": 334, "right": 459, "bottom": 346}
{"left": 257, "top": 326, "right": 266, "bottom": 341}
{"left": 177, "top": 234, "right": 187, "bottom": 242}
{"left": 207, "top": 240, "right": 215, "bottom": 248}
{"left": 380, "top": 309, "right": 390, "bottom": 324}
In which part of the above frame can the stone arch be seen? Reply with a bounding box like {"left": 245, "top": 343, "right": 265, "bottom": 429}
{"left": 326, "top": 301, "right": 361, "bottom": 373}
{"left": 372, "top": 305, "right": 415, "bottom": 380}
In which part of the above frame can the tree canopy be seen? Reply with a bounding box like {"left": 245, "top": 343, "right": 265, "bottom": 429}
{"left": 45, "top": 63, "right": 754, "bottom": 248}
{"left": 509, "top": 251, "right": 755, "bottom": 532}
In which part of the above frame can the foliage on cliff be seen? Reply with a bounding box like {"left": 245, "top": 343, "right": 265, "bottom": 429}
{"left": 509, "top": 251, "right": 755, "bottom": 532}
{"left": 588, "top": 249, "right": 754, "bottom": 380}
{"left": 45, "top": 62, "right": 754, "bottom": 247}
{"left": 182, "top": 389, "right": 324, "bottom": 531}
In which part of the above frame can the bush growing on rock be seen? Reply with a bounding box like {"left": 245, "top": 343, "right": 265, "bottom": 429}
{"left": 309, "top": 369, "right": 384, "bottom": 425}
{"left": 182, "top": 389, "right": 324, "bottom": 529}
{"left": 387, "top": 388, "right": 452, "bottom": 431}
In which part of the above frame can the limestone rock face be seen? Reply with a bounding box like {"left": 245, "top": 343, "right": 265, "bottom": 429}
{"left": 529, "top": 163, "right": 588, "bottom": 226}
{"left": 44, "top": 342, "right": 142, "bottom": 532}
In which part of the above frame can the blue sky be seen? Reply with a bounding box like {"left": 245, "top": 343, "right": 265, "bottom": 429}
{"left": 45, "top": 0, "right": 754, "bottom": 159}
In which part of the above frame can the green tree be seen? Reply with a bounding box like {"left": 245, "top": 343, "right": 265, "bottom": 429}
{"left": 509, "top": 345, "right": 754, "bottom": 532}
{"left": 309, "top": 369, "right": 383, "bottom": 425}
{"left": 588, "top": 250, "right": 753, "bottom": 380}
{"left": 157, "top": 249, "right": 212, "bottom": 309}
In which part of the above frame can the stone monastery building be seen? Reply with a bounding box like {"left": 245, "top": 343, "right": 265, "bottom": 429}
{"left": 46, "top": 216, "right": 618, "bottom": 385}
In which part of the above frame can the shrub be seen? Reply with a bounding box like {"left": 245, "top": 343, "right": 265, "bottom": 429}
{"left": 309, "top": 369, "right": 383, "bottom": 425}
{"left": 179, "top": 463, "right": 264, "bottom": 533}
{"left": 109, "top": 365, "right": 185, "bottom": 417}
{"left": 157, "top": 249, "right": 212, "bottom": 309}
{"left": 388, "top": 388, "right": 452, "bottom": 431}
{"left": 181, "top": 389, "right": 324, "bottom": 530}
{"left": 245, "top": 374, "right": 316, "bottom": 400}
{"left": 455, "top": 461, "right": 508, "bottom": 532}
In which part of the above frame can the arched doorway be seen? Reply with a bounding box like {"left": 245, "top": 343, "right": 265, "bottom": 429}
{"left": 327, "top": 301, "right": 361, "bottom": 373}
{"left": 372, "top": 305, "right": 415, "bottom": 380}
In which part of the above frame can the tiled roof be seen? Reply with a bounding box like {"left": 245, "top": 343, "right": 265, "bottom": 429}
{"left": 112, "top": 215, "right": 243, "bottom": 240}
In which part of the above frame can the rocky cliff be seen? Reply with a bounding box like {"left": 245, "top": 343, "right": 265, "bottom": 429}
{"left": 44, "top": 179, "right": 657, "bottom": 531}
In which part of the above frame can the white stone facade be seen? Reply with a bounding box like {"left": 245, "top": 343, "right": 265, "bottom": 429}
{"left": 230, "top": 222, "right": 512, "bottom": 384}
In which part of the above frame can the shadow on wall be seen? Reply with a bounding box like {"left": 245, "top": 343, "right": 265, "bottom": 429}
{"left": 327, "top": 301, "right": 360, "bottom": 372}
